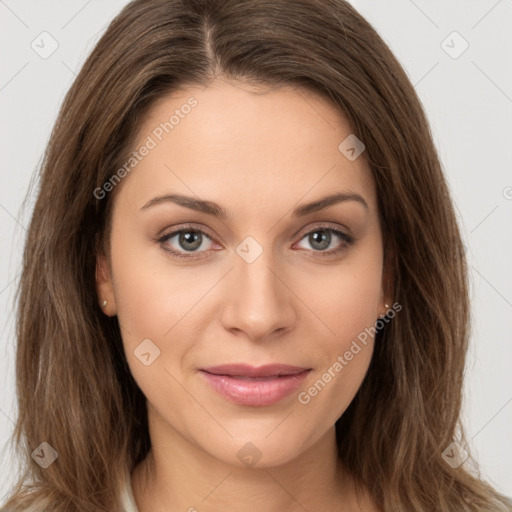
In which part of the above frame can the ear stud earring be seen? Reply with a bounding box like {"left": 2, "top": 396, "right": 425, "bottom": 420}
{"left": 101, "top": 299, "right": 108, "bottom": 308}
{"left": 379, "top": 303, "right": 390, "bottom": 318}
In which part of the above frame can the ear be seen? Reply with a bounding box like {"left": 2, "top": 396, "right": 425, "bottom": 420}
{"left": 96, "top": 253, "right": 117, "bottom": 316}
{"left": 379, "top": 242, "right": 395, "bottom": 316}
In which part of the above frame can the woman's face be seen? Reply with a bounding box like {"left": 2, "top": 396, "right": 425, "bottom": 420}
{"left": 97, "top": 78, "right": 390, "bottom": 468}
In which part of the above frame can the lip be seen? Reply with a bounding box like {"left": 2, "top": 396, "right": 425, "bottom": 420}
{"left": 199, "top": 364, "right": 311, "bottom": 407}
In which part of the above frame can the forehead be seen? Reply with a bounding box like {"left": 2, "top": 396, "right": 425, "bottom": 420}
{"left": 114, "top": 78, "right": 376, "bottom": 215}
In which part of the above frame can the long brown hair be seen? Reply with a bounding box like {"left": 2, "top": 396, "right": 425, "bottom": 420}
{"left": 3, "top": 0, "right": 511, "bottom": 510}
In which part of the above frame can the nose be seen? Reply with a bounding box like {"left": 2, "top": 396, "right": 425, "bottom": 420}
{"left": 220, "top": 251, "right": 298, "bottom": 341}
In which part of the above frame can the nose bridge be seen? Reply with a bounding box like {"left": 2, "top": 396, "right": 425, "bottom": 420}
{"left": 236, "top": 249, "right": 278, "bottom": 297}
{"left": 220, "top": 240, "right": 296, "bottom": 339}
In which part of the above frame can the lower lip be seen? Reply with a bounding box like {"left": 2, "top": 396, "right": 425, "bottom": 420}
{"left": 200, "top": 370, "right": 311, "bottom": 407}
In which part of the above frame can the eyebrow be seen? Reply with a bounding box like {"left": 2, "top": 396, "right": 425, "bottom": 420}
{"left": 140, "top": 192, "right": 368, "bottom": 219}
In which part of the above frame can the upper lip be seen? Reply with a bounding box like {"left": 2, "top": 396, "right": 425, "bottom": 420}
{"left": 200, "top": 364, "right": 311, "bottom": 378}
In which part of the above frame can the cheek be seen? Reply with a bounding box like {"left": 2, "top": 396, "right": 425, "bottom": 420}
{"left": 109, "top": 222, "right": 212, "bottom": 340}
{"left": 293, "top": 245, "right": 382, "bottom": 413}
{"left": 108, "top": 234, "right": 198, "bottom": 407}
{"left": 301, "top": 247, "right": 383, "bottom": 349}
{"left": 297, "top": 286, "right": 378, "bottom": 424}
{"left": 108, "top": 224, "right": 227, "bottom": 396}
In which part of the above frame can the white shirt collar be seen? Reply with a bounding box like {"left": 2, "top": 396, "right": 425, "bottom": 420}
{"left": 120, "top": 468, "right": 139, "bottom": 512}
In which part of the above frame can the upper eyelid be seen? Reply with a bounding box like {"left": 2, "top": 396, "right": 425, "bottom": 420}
{"left": 158, "top": 223, "right": 215, "bottom": 239}
{"left": 294, "top": 221, "right": 352, "bottom": 239}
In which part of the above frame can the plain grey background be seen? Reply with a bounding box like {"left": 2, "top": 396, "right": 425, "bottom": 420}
{"left": 1, "top": 0, "right": 511, "bottom": 501}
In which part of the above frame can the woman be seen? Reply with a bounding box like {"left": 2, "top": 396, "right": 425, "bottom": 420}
{"left": 2, "top": 0, "right": 511, "bottom": 510}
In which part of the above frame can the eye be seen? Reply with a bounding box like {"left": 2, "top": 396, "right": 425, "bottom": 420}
{"left": 157, "top": 225, "right": 217, "bottom": 260}
{"left": 295, "top": 225, "right": 354, "bottom": 256}
{"left": 156, "top": 223, "right": 355, "bottom": 261}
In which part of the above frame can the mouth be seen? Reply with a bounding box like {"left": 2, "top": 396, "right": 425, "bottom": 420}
{"left": 199, "top": 363, "right": 312, "bottom": 407}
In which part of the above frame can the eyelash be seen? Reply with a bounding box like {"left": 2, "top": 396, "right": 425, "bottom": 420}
{"left": 156, "top": 223, "right": 355, "bottom": 261}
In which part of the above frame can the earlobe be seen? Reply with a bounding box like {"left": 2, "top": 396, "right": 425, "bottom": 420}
{"left": 95, "top": 254, "right": 116, "bottom": 316}
{"left": 380, "top": 243, "right": 395, "bottom": 317}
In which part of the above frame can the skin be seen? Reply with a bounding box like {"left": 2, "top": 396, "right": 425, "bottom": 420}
{"left": 96, "top": 78, "right": 390, "bottom": 511}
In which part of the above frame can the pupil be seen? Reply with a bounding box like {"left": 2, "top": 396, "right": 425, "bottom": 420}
{"left": 179, "top": 231, "right": 202, "bottom": 251}
{"left": 310, "top": 230, "right": 330, "bottom": 250}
